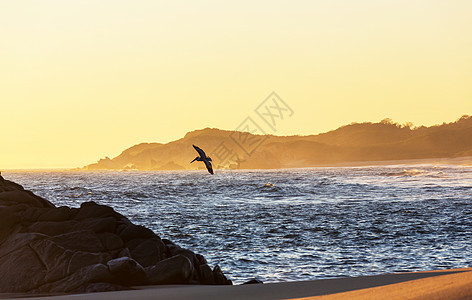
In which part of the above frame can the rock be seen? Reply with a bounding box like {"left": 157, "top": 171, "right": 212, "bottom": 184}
{"left": 198, "top": 264, "right": 215, "bottom": 284}
{"left": 37, "top": 206, "right": 72, "bottom": 222}
{"left": 27, "top": 220, "right": 78, "bottom": 236}
{"left": 196, "top": 254, "right": 207, "bottom": 265}
{"left": 0, "top": 174, "right": 233, "bottom": 294}
{"left": 118, "top": 224, "right": 156, "bottom": 241}
{"left": 98, "top": 232, "right": 124, "bottom": 251}
{"left": 73, "top": 216, "right": 117, "bottom": 233}
{"left": 0, "top": 208, "right": 21, "bottom": 231}
{"left": 0, "top": 190, "right": 50, "bottom": 208}
{"left": 116, "top": 247, "right": 131, "bottom": 258}
{"left": 167, "top": 245, "right": 199, "bottom": 267}
{"left": 128, "top": 238, "right": 166, "bottom": 267}
{"left": 0, "top": 235, "right": 49, "bottom": 292}
{"left": 35, "top": 264, "right": 113, "bottom": 293}
{"left": 243, "top": 278, "right": 264, "bottom": 284}
{"left": 162, "top": 238, "right": 175, "bottom": 245}
{"left": 0, "top": 177, "right": 24, "bottom": 192}
{"left": 63, "top": 248, "right": 111, "bottom": 275}
{"left": 51, "top": 231, "right": 105, "bottom": 253}
{"left": 213, "top": 265, "right": 231, "bottom": 285}
{"left": 145, "top": 255, "right": 194, "bottom": 285}
{"left": 107, "top": 257, "right": 146, "bottom": 285}
{"left": 74, "top": 202, "right": 118, "bottom": 220}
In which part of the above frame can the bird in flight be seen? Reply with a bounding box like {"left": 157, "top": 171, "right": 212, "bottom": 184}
{"left": 190, "top": 145, "right": 214, "bottom": 175}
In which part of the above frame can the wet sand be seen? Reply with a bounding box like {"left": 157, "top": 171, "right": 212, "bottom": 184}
{"left": 13, "top": 268, "right": 471, "bottom": 300}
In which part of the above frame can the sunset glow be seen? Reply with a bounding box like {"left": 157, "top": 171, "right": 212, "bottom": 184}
{"left": 1, "top": 0, "right": 471, "bottom": 169}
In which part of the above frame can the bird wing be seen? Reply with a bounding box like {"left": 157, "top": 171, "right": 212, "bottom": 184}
{"left": 193, "top": 145, "right": 207, "bottom": 158}
{"left": 204, "top": 159, "right": 214, "bottom": 175}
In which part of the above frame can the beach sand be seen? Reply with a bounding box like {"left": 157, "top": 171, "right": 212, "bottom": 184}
{"left": 11, "top": 267, "right": 471, "bottom": 300}
{"left": 294, "top": 268, "right": 472, "bottom": 300}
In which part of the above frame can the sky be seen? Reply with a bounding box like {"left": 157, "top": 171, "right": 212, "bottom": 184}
{"left": 1, "top": 0, "right": 471, "bottom": 169}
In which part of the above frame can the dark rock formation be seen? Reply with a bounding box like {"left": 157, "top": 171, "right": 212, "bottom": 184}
{"left": 0, "top": 174, "right": 232, "bottom": 294}
{"left": 243, "top": 278, "right": 264, "bottom": 284}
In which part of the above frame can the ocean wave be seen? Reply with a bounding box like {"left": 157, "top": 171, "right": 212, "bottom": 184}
{"left": 384, "top": 169, "right": 427, "bottom": 177}
{"left": 4, "top": 166, "right": 472, "bottom": 284}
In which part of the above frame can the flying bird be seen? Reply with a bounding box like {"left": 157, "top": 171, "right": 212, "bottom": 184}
{"left": 190, "top": 145, "right": 214, "bottom": 175}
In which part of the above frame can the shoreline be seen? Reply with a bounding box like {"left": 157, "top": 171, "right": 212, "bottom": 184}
{"left": 307, "top": 156, "right": 472, "bottom": 168}
{"left": 3, "top": 156, "right": 472, "bottom": 172}
{"left": 11, "top": 267, "right": 471, "bottom": 300}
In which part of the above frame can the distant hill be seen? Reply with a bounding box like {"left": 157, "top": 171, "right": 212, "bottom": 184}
{"left": 82, "top": 115, "right": 472, "bottom": 170}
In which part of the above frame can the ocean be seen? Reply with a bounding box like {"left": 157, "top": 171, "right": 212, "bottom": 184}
{"left": 6, "top": 165, "right": 472, "bottom": 284}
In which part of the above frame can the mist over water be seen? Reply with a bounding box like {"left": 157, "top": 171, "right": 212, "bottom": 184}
{"left": 7, "top": 166, "right": 472, "bottom": 284}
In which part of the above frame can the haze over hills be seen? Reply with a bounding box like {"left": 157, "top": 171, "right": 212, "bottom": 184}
{"left": 83, "top": 115, "right": 472, "bottom": 170}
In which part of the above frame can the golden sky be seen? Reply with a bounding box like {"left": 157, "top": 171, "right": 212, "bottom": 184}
{"left": 1, "top": 0, "right": 471, "bottom": 169}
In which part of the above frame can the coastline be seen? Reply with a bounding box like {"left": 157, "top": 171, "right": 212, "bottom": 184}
{"left": 15, "top": 267, "right": 472, "bottom": 300}
{"left": 3, "top": 156, "right": 472, "bottom": 173}
{"left": 306, "top": 156, "right": 472, "bottom": 168}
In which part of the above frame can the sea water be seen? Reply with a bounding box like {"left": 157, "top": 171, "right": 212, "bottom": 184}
{"left": 6, "top": 165, "right": 472, "bottom": 284}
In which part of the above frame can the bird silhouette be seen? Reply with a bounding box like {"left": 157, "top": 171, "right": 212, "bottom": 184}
{"left": 190, "top": 145, "right": 214, "bottom": 175}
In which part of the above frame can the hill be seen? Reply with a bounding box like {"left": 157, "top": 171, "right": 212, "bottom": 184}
{"left": 82, "top": 115, "right": 472, "bottom": 170}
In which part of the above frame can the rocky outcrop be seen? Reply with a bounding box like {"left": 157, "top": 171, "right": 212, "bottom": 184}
{"left": 0, "top": 174, "right": 232, "bottom": 294}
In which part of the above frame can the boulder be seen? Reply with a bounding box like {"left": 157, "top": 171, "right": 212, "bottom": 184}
{"left": 0, "top": 174, "right": 232, "bottom": 294}
{"left": 198, "top": 264, "right": 215, "bottom": 284}
{"left": 98, "top": 232, "right": 124, "bottom": 251}
{"left": 118, "top": 224, "right": 156, "bottom": 241}
{"left": 127, "top": 238, "right": 166, "bottom": 267}
{"left": 243, "top": 278, "right": 264, "bottom": 284}
{"left": 145, "top": 255, "right": 194, "bottom": 285}
{"left": 107, "top": 257, "right": 146, "bottom": 285}
{"left": 213, "top": 265, "right": 232, "bottom": 285}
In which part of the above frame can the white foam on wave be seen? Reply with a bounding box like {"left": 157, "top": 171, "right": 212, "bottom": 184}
{"left": 385, "top": 169, "right": 427, "bottom": 177}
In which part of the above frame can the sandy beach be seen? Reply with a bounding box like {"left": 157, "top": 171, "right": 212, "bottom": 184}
{"left": 7, "top": 267, "right": 468, "bottom": 300}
